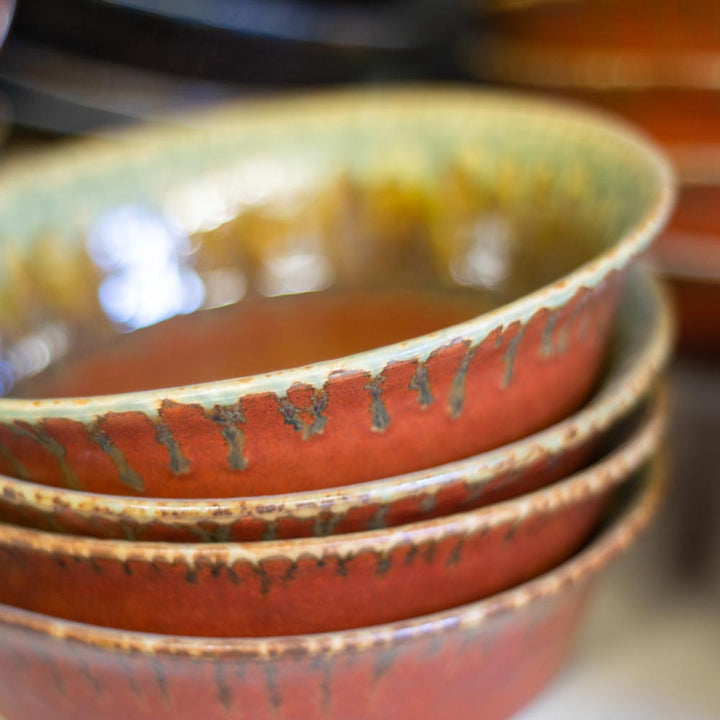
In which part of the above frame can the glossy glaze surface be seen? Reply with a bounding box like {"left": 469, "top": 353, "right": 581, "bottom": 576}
{"left": 0, "top": 396, "right": 664, "bottom": 637}
{"left": 0, "top": 90, "right": 674, "bottom": 497}
{"left": 0, "top": 459, "right": 665, "bottom": 720}
{"left": 0, "top": 270, "right": 672, "bottom": 541}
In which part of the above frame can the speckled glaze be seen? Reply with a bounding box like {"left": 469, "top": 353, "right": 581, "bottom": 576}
{"left": 0, "top": 395, "right": 664, "bottom": 637}
{"left": 0, "top": 270, "right": 672, "bottom": 541}
{"left": 0, "top": 459, "right": 665, "bottom": 720}
{"left": 0, "top": 90, "right": 673, "bottom": 498}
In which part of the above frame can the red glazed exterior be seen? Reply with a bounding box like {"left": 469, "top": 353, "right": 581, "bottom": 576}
{"left": 0, "top": 279, "right": 618, "bottom": 498}
{"left": 0, "top": 400, "right": 663, "bottom": 637}
{"left": 0, "top": 460, "right": 665, "bottom": 720}
{"left": 0, "top": 91, "right": 674, "bottom": 499}
{"left": 0, "top": 270, "right": 673, "bottom": 541}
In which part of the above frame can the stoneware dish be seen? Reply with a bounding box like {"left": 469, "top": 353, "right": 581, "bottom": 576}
{"left": 0, "top": 393, "right": 664, "bottom": 637}
{"left": 0, "top": 90, "right": 673, "bottom": 498}
{"left": 0, "top": 269, "right": 672, "bottom": 542}
{"left": 652, "top": 182, "right": 720, "bottom": 353}
{"left": 0, "top": 459, "right": 665, "bottom": 720}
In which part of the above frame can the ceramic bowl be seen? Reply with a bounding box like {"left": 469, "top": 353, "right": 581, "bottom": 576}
{"left": 0, "top": 90, "right": 673, "bottom": 499}
{"left": 0, "top": 391, "right": 664, "bottom": 637}
{"left": 0, "top": 458, "right": 665, "bottom": 720}
{"left": 0, "top": 269, "right": 672, "bottom": 541}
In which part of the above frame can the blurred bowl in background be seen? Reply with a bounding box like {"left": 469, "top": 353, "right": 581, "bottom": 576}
{"left": 0, "top": 269, "right": 672, "bottom": 541}
{"left": 462, "top": 1, "right": 720, "bottom": 179}
{"left": 0, "top": 391, "right": 664, "bottom": 637}
{"left": 651, "top": 182, "right": 720, "bottom": 353}
{"left": 468, "top": 0, "right": 720, "bottom": 90}
{"left": 0, "top": 90, "right": 674, "bottom": 499}
{"left": 462, "top": 0, "right": 720, "bottom": 177}
{"left": 0, "top": 457, "right": 665, "bottom": 720}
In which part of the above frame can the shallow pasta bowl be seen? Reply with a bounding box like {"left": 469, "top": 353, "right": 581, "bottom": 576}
{"left": 0, "top": 89, "right": 673, "bottom": 498}
{"left": 0, "top": 457, "right": 665, "bottom": 720}
{"left": 0, "top": 269, "right": 673, "bottom": 541}
{"left": 0, "top": 389, "right": 665, "bottom": 637}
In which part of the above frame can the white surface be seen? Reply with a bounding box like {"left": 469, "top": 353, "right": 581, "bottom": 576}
{"left": 519, "top": 358, "right": 720, "bottom": 720}
{"left": 518, "top": 562, "right": 720, "bottom": 719}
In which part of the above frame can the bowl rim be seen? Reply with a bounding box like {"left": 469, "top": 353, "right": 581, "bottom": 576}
{"left": 0, "top": 454, "right": 665, "bottom": 659}
{"left": 0, "top": 270, "right": 673, "bottom": 530}
{"left": 0, "top": 87, "right": 675, "bottom": 421}
{"left": 0, "top": 387, "right": 665, "bottom": 568}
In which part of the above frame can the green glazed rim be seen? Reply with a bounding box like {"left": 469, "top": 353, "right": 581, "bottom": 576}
{"left": 0, "top": 88, "right": 675, "bottom": 421}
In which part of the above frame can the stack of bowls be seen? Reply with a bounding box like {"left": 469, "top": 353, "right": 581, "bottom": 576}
{"left": 0, "top": 89, "right": 674, "bottom": 719}
{"left": 465, "top": 0, "right": 720, "bottom": 353}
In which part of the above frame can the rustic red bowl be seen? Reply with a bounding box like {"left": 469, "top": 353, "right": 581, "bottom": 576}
{"left": 0, "top": 393, "right": 664, "bottom": 637}
{"left": 0, "top": 269, "right": 672, "bottom": 541}
{"left": 0, "top": 458, "right": 665, "bottom": 720}
{"left": 0, "top": 90, "right": 673, "bottom": 498}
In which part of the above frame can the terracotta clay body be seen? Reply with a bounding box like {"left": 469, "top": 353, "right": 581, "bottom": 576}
{"left": 0, "top": 398, "right": 663, "bottom": 636}
{"left": 0, "top": 460, "right": 664, "bottom": 720}
{"left": 0, "top": 270, "right": 672, "bottom": 541}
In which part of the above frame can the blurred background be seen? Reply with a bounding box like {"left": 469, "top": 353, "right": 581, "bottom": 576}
{"left": 0, "top": 0, "right": 718, "bottom": 717}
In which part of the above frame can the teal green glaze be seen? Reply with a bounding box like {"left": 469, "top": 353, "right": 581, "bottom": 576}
{"left": 0, "top": 89, "right": 673, "bottom": 421}
{"left": 0, "top": 92, "right": 664, "bottom": 249}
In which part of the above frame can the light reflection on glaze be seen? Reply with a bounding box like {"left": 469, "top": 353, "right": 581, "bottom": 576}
{"left": 450, "top": 213, "right": 515, "bottom": 290}
{"left": 86, "top": 206, "right": 205, "bottom": 331}
{"left": 0, "top": 324, "right": 70, "bottom": 395}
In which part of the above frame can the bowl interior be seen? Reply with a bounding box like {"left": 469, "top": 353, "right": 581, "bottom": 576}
{"left": 0, "top": 91, "right": 665, "bottom": 397}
